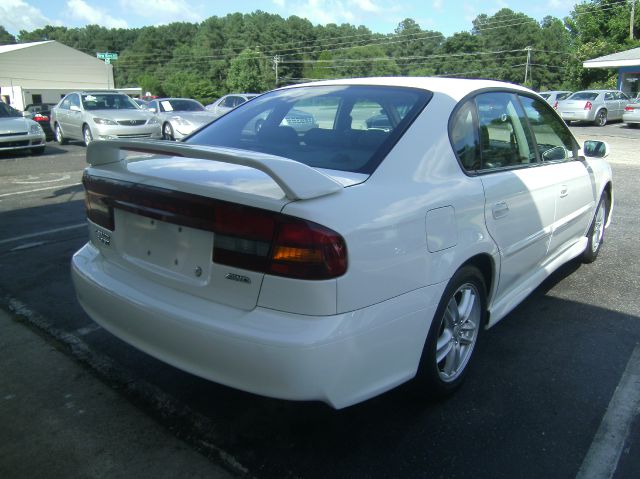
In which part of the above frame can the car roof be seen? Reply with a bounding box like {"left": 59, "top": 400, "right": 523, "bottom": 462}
{"left": 278, "top": 77, "right": 534, "bottom": 102}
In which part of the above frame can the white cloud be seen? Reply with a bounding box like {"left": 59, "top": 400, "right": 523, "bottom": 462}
{"left": 67, "top": 0, "right": 128, "bottom": 28}
{"left": 351, "top": 0, "right": 382, "bottom": 13}
{"left": 118, "top": 0, "right": 203, "bottom": 24}
{"left": 273, "top": 0, "right": 286, "bottom": 7}
{"left": 0, "top": 0, "right": 61, "bottom": 33}
{"left": 432, "top": 0, "right": 443, "bottom": 12}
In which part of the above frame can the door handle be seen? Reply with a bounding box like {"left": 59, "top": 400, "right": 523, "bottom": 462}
{"left": 492, "top": 202, "right": 509, "bottom": 219}
{"left": 560, "top": 185, "right": 568, "bottom": 198}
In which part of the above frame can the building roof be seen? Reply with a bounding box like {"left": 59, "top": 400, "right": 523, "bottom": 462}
{"left": 0, "top": 41, "right": 54, "bottom": 55}
{"left": 583, "top": 47, "right": 640, "bottom": 69}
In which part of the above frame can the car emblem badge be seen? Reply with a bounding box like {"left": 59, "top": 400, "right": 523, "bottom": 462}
{"left": 95, "top": 229, "right": 111, "bottom": 246}
{"left": 225, "top": 273, "right": 251, "bottom": 284}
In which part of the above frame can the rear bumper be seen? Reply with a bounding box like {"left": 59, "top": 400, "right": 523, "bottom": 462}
{"left": 71, "top": 242, "right": 442, "bottom": 408}
{"left": 559, "top": 110, "right": 595, "bottom": 122}
{"left": 622, "top": 112, "right": 640, "bottom": 124}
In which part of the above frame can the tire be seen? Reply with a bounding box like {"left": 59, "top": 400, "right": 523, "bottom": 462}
{"left": 54, "top": 123, "right": 68, "bottom": 145}
{"left": 417, "top": 265, "right": 487, "bottom": 398}
{"left": 163, "top": 122, "right": 175, "bottom": 140}
{"left": 83, "top": 125, "right": 93, "bottom": 147}
{"left": 31, "top": 146, "right": 45, "bottom": 155}
{"left": 594, "top": 109, "right": 607, "bottom": 127}
{"left": 582, "top": 193, "right": 609, "bottom": 263}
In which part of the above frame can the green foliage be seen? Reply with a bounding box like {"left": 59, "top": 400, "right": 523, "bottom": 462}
{"left": 226, "top": 48, "right": 271, "bottom": 92}
{"left": 0, "top": 26, "right": 16, "bottom": 45}
{"left": 7, "top": 2, "right": 639, "bottom": 101}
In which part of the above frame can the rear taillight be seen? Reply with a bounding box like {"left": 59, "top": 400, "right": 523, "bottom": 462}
{"left": 212, "top": 204, "right": 346, "bottom": 280}
{"left": 34, "top": 114, "right": 49, "bottom": 121}
{"left": 553, "top": 101, "right": 558, "bottom": 110}
{"left": 625, "top": 106, "right": 634, "bottom": 112}
{"left": 584, "top": 101, "right": 592, "bottom": 110}
{"left": 83, "top": 173, "right": 347, "bottom": 280}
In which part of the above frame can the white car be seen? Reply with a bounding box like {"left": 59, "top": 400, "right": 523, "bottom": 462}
{"left": 205, "top": 93, "right": 258, "bottom": 117}
{"left": 72, "top": 78, "right": 613, "bottom": 409}
{"left": 0, "top": 102, "right": 46, "bottom": 155}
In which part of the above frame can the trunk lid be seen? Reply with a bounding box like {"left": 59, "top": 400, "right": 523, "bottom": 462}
{"left": 84, "top": 140, "right": 356, "bottom": 310}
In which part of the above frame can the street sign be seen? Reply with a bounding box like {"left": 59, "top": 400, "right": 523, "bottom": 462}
{"left": 96, "top": 52, "right": 118, "bottom": 61}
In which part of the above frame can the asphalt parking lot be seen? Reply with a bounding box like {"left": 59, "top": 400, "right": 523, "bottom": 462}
{"left": 1, "top": 123, "right": 639, "bottom": 478}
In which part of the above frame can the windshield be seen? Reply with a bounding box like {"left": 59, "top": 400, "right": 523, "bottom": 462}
{"left": 187, "top": 85, "right": 431, "bottom": 174}
{"left": 82, "top": 94, "right": 138, "bottom": 110}
{"left": 0, "top": 103, "right": 22, "bottom": 118}
{"left": 159, "top": 99, "right": 205, "bottom": 112}
{"left": 568, "top": 92, "right": 599, "bottom": 101}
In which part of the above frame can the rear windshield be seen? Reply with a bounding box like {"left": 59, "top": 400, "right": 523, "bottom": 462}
{"left": 159, "top": 99, "right": 205, "bottom": 112}
{"left": 82, "top": 94, "right": 138, "bottom": 110}
{"left": 568, "top": 92, "right": 599, "bottom": 101}
{"left": 186, "top": 85, "right": 431, "bottom": 174}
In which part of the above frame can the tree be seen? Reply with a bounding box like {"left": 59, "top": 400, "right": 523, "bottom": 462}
{"left": 226, "top": 48, "right": 271, "bottom": 92}
{"left": 0, "top": 26, "right": 16, "bottom": 45}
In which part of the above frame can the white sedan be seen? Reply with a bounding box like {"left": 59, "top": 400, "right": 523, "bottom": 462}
{"left": 72, "top": 78, "right": 613, "bottom": 409}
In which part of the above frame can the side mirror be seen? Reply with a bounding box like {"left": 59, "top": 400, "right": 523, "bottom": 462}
{"left": 70, "top": 105, "right": 81, "bottom": 112}
{"left": 583, "top": 140, "right": 610, "bottom": 159}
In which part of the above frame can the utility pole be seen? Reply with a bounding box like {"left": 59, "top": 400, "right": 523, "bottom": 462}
{"left": 524, "top": 46, "right": 532, "bottom": 87}
{"left": 631, "top": 0, "right": 636, "bottom": 40}
{"left": 272, "top": 55, "right": 280, "bottom": 87}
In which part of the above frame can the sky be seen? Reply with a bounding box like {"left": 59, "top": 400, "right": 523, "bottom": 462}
{"left": 1, "top": 0, "right": 578, "bottom": 37}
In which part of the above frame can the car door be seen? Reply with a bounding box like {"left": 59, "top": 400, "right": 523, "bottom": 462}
{"left": 67, "top": 93, "right": 83, "bottom": 139}
{"left": 474, "top": 92, "right": 557, "bottom": 302}
{"left": 616, "top": 92, "right": 630, "bottom": 119}
{"left": 55, "top": 96, "right": 71, "bottom": 134}
{"left": 603, "top": 92, "right": 618, "bottom": 120}
{"left": 519, "top": 94, "right": 595, "bottom": 259}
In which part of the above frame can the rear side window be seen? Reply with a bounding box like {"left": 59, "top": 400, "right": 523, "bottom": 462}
{"left": 557, "top": 92, "right": 572, "bottom": 101}
{"left": 475, "top": 92, "right": 537, "bottom": 170}
{"left": 187, "top": 85, "right": 432, "bottom": 174}
{"left": 449, "top": 100, "right": 479, "bottom": 170}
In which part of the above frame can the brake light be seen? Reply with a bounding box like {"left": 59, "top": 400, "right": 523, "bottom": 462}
{"left": 553, "top": 101, "right": 558, "bottom": 110}
{"left": 625, "top": 106, "right": 634, "bottom": 112}
{"left": 82, "top": 173, "right": 347, "bottom": 280}
{"left": 584, "top": 101, "right": 592, "bottom": 110}
{"left": 34, "top": 114, "right": 49, "bottom": 121}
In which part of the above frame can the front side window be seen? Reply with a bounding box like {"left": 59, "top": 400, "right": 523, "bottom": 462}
{"left": 69, "top": 94, "right": 81, "bottom": 109}
{"left": 519, "top": 95, "right": 576, "bottom": 162}
{"left": 187, "top": 85, "right": 431, "bottom": 174}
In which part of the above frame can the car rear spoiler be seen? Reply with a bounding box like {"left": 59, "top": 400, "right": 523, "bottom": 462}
{"left": 86, "top": 139, "right": 343, "bottom": 201}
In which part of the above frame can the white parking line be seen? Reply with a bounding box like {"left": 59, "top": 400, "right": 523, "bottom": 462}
{"left": 0, "top": 182, "right": 82, "bottom": 198}
{"left": 0, "top": 223, "right": 86, "bottom": 246}
{"left": 576, "top": 344, "right": 640, "bottom": 479}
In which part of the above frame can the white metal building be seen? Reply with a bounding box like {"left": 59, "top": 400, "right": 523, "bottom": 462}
{"left": 0, "top": 40, "right": 115, "bottom": 110}
{"left": 583, "top": 46, "right": 640, "bottom": 98}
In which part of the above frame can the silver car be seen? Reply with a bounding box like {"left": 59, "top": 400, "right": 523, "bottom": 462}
{"left": 51, "top": 92, "right": 162, "bottom": 146}
{"left": 557, "top": 89, "right": 630, "bottom": 126}
{"left": 205, "top": 93, "right": 258, "bottom": 118}
{"left": 144, "top": 98, "right": 218, "bottom": 140}
{"left": 0, "top": 102, "right": 46, "bottom": 155}
{"left": 538, "top": 90, "right": 572, "bottom": 108}
{"left": 623, "top": 97, "right": 640, "bottom": 128}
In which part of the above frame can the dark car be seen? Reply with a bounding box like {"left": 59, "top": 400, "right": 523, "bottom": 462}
{"left": 23, "top": 103, "right": 56, "bottom": 140}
